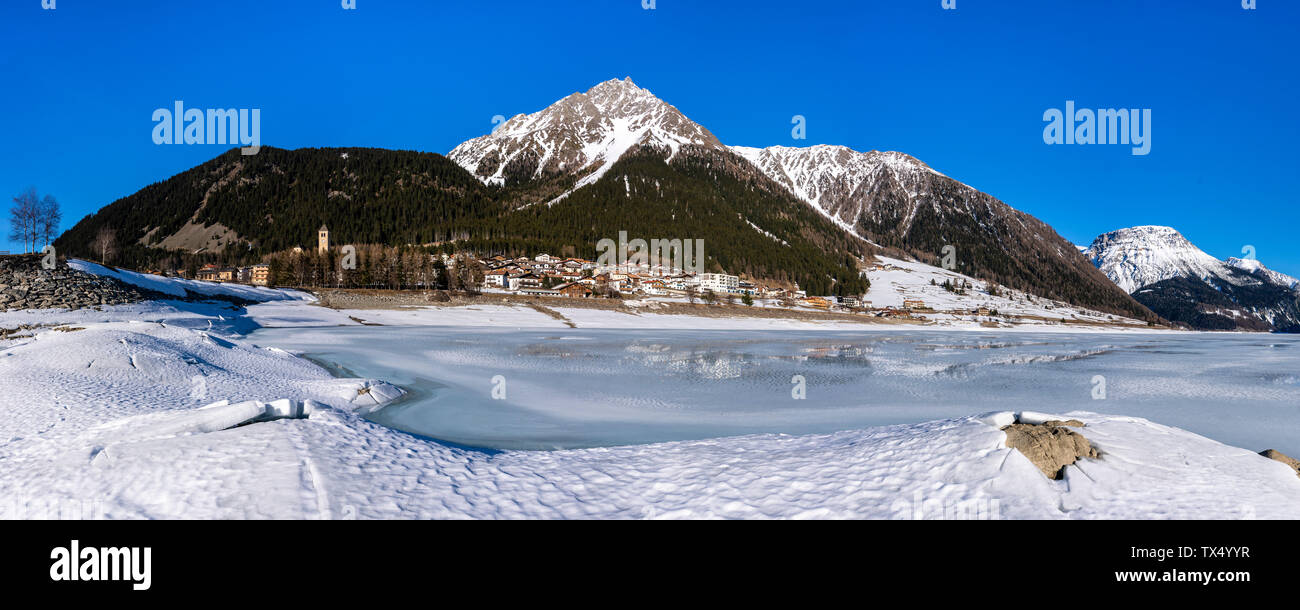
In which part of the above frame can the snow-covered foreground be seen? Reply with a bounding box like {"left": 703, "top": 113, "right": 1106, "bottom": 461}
{"left": 1, "top": 313, "right": 1295, "bottom": 518}
{"left": 1, "top": 276, "right": 1296, "bottom": 518}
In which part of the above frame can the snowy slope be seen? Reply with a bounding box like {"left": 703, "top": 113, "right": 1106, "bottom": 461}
{"left": 730, "top": 144, "right": 945, "bottom": 238}
{"left": 727, "top": 143, "right": 1034, "bottom": 254}
{"left": 70, "top": 259, "right": 313, "bottom": 302}
{"left": 449, "top": 78, "right": 725, "bottom": 190}
{"left": 1226, "top": 257, "right": 1300, "bottom": 291}
{"left": 863, "top": 256, "right": 1145, "bottom": 326}
{"left": 727, "top": 144, "right": 1141, "bottom": 320}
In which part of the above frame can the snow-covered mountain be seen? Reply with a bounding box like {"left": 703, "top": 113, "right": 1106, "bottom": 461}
{"left": 1084, "top": 226, "right": 1300, "bottom": 331}
{"left": 449, "top": 78, "right": 725, "bottom": 190}
{"left": 443, "top": 78, "right": 1154, "bottom": 321}
{"left": 1082, "top": 226, "right": 1233, "bottom": 294}
{"left": 727, "top": 143, "right": 1147, "bottom": 321}
{"left": 729, "top": 145, "right": 943, "bottom": 238}
{"left": 1226, "top": 257, "right": 1300, "bottom": 291}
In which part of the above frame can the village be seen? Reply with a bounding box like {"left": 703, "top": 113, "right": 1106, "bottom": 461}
{"left": 166, "top": 227, "right": 1015, "bottom": 321}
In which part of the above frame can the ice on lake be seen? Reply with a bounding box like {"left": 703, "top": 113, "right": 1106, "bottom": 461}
{"left": 249, "top": 326, "right": 1300, "bottom": 455}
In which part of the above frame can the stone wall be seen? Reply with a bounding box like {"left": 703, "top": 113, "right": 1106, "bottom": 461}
{"left": 0, "top": 255, "right": 156, "bottom": 312}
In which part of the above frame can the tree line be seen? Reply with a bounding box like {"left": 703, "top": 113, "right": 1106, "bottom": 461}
{"left": 264, "top": 245, "right": 485, "bottom": 291}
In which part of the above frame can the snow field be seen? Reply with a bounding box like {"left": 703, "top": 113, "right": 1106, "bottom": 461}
{"left": 1, "top": 313, "right": 1296, "bottom": 519}
{"left": 1, "top": 264, "right": 1293, "bottom": 519}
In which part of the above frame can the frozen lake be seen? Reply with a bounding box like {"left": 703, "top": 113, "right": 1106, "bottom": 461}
{"left": 249, "top": 326, "right": 1300, "bottom": 455}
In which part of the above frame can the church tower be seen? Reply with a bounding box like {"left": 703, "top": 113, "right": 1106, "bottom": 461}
{"left": 318, "top": 224, "right": 330, "bottom": 253}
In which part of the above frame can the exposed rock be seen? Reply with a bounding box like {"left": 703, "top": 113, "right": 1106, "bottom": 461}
{"left": 1042, "top": 419, "right": 1086, "bottom": 428}
{"left": 1260, "top": 450, "right": 1300, "bottom": 478}
{"left": 1002, "top": 421, "right": 1099, "bottom": 480}
{"left": 0, "top": 255, "right": 155, "bottom": 313}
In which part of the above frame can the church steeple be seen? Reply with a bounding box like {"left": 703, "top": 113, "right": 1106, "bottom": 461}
{"left": 318, "top": 225, "right": 330, "bottom": 253}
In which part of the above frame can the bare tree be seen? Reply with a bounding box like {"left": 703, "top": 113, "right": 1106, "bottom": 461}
{"left": 92, "top": 226, "right": 118, "bottom": 264}
{"left": 9, "top": 189, "right": 62, "bottom": 253}
{"left": 38, "top": 195, "right": 60, "bottom": 249}
{"left": 446, "top": 258, "right": 462, "bottom": 292}
{"left": 456, "top": 255, "right": 483, "bottom": 294}
{"left": 9, "top": 188, "right": 39, "bottom": 253}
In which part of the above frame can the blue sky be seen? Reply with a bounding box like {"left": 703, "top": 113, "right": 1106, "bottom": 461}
{"left": 2, "top": 0, "right": 1296, "bottom": 275}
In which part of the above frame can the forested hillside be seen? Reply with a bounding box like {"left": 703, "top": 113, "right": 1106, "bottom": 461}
{"left": 55, "top": 146, "right": 871, "bottom": 295}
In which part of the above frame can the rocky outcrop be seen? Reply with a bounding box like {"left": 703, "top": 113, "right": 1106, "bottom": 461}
{"left": 0, "top": 255, "right": 155, "bottom": 312}
{"left": 1003, "top": 420, "right": 1099, "bottom": 480}
{"left": 1260, "top": 449, "right": 1300, "bottom": 478}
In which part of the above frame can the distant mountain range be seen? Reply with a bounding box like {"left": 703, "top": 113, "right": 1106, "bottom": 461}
{"left": 446, "top": 78, "right": 1150, "bottom": 319}
{"left": 58, "top": 78, "right": 1156, "bottom": 319}
{"left": 1084, "top": 226, "right": 1300, "bottom": 332}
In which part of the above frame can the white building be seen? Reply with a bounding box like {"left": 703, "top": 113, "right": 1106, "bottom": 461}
{"left": 698, "top": 273, "right": 739, "bottom": 294}
{"left": 666, "top": 275, "right": 695, "bottom": 291}
{"left": 485, "top": 269, "right": 510, "bottom": 287}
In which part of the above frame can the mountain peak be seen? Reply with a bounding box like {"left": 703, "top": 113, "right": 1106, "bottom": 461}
{"left": 1084, "top": 226, "right": 1223, "bottom": 293}
{"left": 449, "top": 78, "right": 723, "bottom": 189}
{"left": 1086, "top": 228, "right": 1299, "bottom": 294}
{"left": 590, "top": 76, "right": 639, "bottom": 91}
{"left": 1109, "top": 225, "right": 1181, "bottom": 237}
{"left": 1093, "top": 225, "right": 1188, "bottom": 243}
